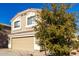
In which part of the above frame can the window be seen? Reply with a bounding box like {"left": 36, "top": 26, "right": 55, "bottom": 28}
{"left": 27, "top": 16, "right": 36, "bottom": 26}
{"left": 14, "top": 21, "right": 20, "bottom": 28}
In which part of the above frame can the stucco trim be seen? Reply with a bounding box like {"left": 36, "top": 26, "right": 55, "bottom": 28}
{"left": 11, "top": 8, "right": 41, "bottom": 22}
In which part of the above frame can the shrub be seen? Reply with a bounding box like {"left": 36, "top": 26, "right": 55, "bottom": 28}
{"left": 49, "top": 44, "right": 70, "bottom": 56}
{"left": 71, "top": 41, "right": 79, "bottom": 49}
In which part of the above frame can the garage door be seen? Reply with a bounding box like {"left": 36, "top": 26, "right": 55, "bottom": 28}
{"left": 12, "top": 37, "right": 34, "bottom": 51}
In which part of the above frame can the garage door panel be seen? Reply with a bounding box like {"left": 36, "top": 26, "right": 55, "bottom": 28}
{"left": 12, "top": 37, "right": 34, "bottom": 51}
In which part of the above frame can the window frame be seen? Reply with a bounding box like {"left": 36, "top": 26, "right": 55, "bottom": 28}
{"left": 26, "top": 15, "right": 36, "bottom": 27}
{"left": 14, "top": 21, "right": 20, "bottom": 28}
{"left": 12, "top": 16, "right": 21, "bottom": 30}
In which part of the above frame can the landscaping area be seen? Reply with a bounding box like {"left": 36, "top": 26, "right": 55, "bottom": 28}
{"left": 0, "top": 49, "right": 45, "bottom": 56}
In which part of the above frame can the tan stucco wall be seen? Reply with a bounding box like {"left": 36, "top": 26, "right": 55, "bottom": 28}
{"left": 11, "top": 37, "right": 34, "bottom": 51}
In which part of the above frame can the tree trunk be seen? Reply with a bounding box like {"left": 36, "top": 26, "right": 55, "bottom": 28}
{"left": 44, "top": 43, "right": 47, "bottom": 55}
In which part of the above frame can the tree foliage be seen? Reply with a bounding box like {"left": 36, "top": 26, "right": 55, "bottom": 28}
{"left": 34, "top": 4, "right": 77, "bottom": 56}
{"left": 0, "top": 25, "right": 9, "bottom": 48}
{"left": 0, "top": 30, "right": 9, "bottom": 48}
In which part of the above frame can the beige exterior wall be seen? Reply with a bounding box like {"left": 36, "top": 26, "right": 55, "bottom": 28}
{"left": 11, "top": 37, "right": 34, "bottom": 51}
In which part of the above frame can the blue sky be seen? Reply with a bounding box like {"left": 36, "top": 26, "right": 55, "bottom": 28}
{"left": 0, "top": 3, "right": 44, "bottom": 25}
{"left": 0, "top": 3, "right": 79, "bottom": 25}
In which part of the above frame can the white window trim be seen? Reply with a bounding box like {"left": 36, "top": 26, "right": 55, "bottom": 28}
{"left": 12, "top": 17, "right": 21, "bottom": 30}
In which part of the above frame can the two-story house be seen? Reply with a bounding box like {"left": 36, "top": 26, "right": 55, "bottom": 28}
{"left": 9, "top": 8, "right": 41, "bottom": 52}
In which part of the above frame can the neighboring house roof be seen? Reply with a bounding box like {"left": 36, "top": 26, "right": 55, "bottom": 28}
{"left": 11, "top": 8, "right": 42, "bottom": 22}
{"left": 0, "top": 23, "right": 11, "bottom": 34}
{"left": 0, "top": 23, "right": 11, "bottom": 27}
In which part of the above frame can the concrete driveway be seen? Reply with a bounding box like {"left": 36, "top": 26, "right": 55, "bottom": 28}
{"left": 0, "top": 49, "right": 33, "bottom": 56}
{"left": 0, "top": 49, "right": 45, "bottom": 56}
{"left": 0, "top": 49, "right": 17, "bottom": 56}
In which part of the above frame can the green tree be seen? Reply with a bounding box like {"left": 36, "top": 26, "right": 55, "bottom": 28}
{"left": 34, "top": 4, "right": 77, "bottom": 56}
{"left": 0, "top": 24, "right": 4, "bottom": 30}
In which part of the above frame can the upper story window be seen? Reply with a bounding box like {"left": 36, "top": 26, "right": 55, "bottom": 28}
{"left": 14, "top": 21, "right": 20, "bottom": 28}
{"left": 27, "top": 16, "right": 36, "bottom": 26}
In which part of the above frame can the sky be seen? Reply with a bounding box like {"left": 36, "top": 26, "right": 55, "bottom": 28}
{"left": 0, "top": 3, "right": 44, "bottom": 25}
{"left": 0, "top": 3, "right": 79, "bottom": 25}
